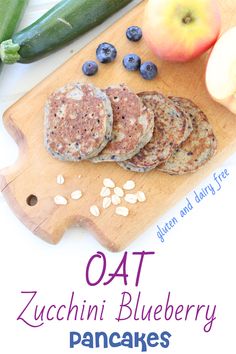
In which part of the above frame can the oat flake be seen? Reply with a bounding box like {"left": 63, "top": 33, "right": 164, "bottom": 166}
{"left": 115, "top": 206, "right": 129, "bottom": 217}
{"left": 100, "top": 186, "right": 111, "bottom": 197}
{"left": 124, "top": 194, "right": 138, "bottom": 204}
{"left": 103, "top": 178, "right": 115, "bottom": 188}
{"left": 56, "top": 174, "right": 65, "bottom": 185}
{"left": 123, "top": 180, "right": 135, "bottom": 190}
{"left": 71, "top": 190, "right": 82, "bottom": 200}
{"left": 54, "top": 195, "right": 68, "bottom": 205}
{"left": 90, "top": 205, "right": 100, "bottom": 217}
{"left": 111, "top": 194, "right": 121, "bottom": 206}
{"left": 137, "top": 191, "right": 146, "bottom": 202}
{"left": 103, "top": 197, "right": 112, "bottom": 209}
{"left": 114, "top": 187, "right": 124, "bottom": 197}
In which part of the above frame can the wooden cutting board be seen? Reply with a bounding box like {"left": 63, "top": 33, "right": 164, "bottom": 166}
{"left": 1, "top": 0, "right": 236, "bottom": 251}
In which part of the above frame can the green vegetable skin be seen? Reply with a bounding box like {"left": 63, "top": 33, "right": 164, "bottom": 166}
{"left": 0, "top": 0, "right": 28, "bottom": 71}
{"left": 1, "top": 0, "right": 133, "bottom": 64}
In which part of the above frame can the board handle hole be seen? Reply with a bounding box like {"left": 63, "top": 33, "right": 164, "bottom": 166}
{"left": 26, "top": 194, "right": 38, "bottom": 207}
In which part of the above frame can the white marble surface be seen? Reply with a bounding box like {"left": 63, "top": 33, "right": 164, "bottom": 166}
{"left": 0, "top": 1, "right": 236, "bottom": 353}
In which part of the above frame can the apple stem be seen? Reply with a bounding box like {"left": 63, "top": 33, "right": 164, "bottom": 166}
{"left": 182, "top": 14, "right": 193, "bottom": 24}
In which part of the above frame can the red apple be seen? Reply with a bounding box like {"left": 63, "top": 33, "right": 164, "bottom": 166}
{"left": 143, "top": 0, "right": 221, "bottom": 62}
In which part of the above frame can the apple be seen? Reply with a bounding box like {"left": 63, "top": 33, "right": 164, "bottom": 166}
{"left": 143, "top": 0, "right": 221, "bottom": 62}
{"left": 206, "top": 27, "right": 236, "bottom": 114}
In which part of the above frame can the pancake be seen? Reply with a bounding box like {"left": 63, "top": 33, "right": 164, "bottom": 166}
{"left": 118, "top": 92, "right": 192, "bottom": 172}
{"left": 44, "top": 82, "right": 113, "bottom": 161}
{"left": 92, "top": 84, "right": 154, "bottom": 162}
{"left": 157, "top": 97, "right": 217, "bottom": 175}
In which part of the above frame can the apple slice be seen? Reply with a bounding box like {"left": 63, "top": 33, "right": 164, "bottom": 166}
{"left": 206, "top": 27, "right": 236, "bottom": 114}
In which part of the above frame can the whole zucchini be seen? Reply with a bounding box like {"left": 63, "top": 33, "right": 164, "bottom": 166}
{"left": 0, "top": 0, "right": 133, "bottom": 64}
{"left": 0, "top": 0, "right": 28, "bottom": 70}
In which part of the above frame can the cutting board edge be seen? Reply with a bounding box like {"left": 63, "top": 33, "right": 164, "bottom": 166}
{"left": 0, "top": 179, "right": 127, "bottom": 251}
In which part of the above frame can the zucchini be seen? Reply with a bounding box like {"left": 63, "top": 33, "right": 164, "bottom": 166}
{"left": 0, "top": 0, "right": 28, "bottom": 70}
{"left": 0, "top": 0, "right": 28, "bottom": 43}
{"left": 0, "top": 0, "right": 133, "bottom": 64}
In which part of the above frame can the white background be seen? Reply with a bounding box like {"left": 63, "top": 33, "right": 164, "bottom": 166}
{"left": 0, "top": 1, "right": 236, "bottom": 353}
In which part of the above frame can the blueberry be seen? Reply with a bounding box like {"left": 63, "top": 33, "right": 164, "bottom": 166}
{"left": 126, "top": 26, "right": 142, "bottom": 42}
{"left": 96, "top": 43, "right": 117, "bottom": 63}
{"left": 123, "top": 53, "right": 141, "bottom": 71}
{"left": 140, "top": 61, "right": 158, "bottom": 80}
{"left": 82, "top": 61, "right": 98, "bottom": 76}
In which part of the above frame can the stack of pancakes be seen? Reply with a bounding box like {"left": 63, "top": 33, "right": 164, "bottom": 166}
{"left": 45, "top": 82, "right": 217, "bottom": 175}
